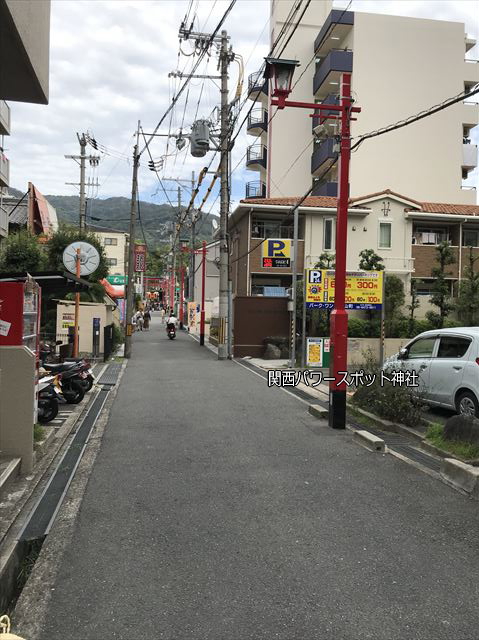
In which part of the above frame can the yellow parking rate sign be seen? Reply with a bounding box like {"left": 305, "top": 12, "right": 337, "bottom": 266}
{"left": 305, "top": 269, "right": 383, "bottom": 310}
{"left": 262, "top": 239, "right": 291, "bottom": 268}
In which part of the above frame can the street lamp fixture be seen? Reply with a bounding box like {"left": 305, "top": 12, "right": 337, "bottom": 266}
{"left": 262, "top": 56, "right": 361, "bottom": 430}
{"left": 264, "top": 57, "right": 300, "bottom": 108}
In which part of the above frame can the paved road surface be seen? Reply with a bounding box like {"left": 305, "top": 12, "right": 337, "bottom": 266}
{"left": 35, "top": 315, "right": 479, "bottom": 639}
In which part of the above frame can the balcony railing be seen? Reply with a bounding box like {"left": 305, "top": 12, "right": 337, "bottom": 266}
{"left": 248, "top": 71, "right": 268, "bottom": 98}
{"left": 245, "top": 181, "right": 266, "bottom": 199}
{"left": 463, "top": 143, "right": 478, "bottom": 168}
{"left": 247, "top": 108, "right": 268, "bottom": 135}
{"left": 251, "top": 285, "right": 288, "bottom": 297}
{"left": 252, "top": 224, "right": 295, "bottom": 239}
{"left": 312, "top": 180, "right": 337, "bottom": 197}
{"left": 313, "top": 49, "right": 353, "bottom": 96}
{"left": 311, "top": 94, "right": 338, "bottom": 132}
{"left": 311, "top": 138, "right": 337, "bottom": 175}
{"left": 0, "top": 152, "right": 10, "bottom": 188}
{"left": 0, "top": 101, "right": 10, "bottom": 136}
{"left": 314, "top": 9, "right": 354, "bottom": 55}
{"left": 246, "top": 144, "right": 267, "bottom": 170}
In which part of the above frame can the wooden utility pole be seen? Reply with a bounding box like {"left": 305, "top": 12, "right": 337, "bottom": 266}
{"left": 124, "top": 123, "right": 140, "bottom": 359}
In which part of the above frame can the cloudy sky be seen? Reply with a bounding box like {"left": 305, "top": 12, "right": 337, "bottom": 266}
{"left": 5, "top": 0, "right": 479, "bottom": 214}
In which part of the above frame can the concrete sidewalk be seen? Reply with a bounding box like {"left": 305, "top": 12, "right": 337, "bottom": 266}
{"left": 16, "top": 315, "right": 479, "bottom": 640}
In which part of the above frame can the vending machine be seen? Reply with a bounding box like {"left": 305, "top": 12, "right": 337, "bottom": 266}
{"left": 0, "top": 277, "right": 41, "bottom": 361}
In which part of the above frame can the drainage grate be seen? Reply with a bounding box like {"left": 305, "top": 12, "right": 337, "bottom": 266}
{"left": 389, "top": 445, "right": 442, "bottom": 472}
{"left": 20, "top": 388, "right": 110, "bottom": 541}
{"left": 97, "top": 363, "right": 122, "bottom": 386}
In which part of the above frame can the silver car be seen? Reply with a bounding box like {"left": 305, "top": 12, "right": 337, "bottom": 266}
{"left": 385, "top": 328, "right": 479, "bottom": 417}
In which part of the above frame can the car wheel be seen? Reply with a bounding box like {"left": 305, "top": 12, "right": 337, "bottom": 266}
{"left": 456, "top": 391, "right": 479, "bottom": 417}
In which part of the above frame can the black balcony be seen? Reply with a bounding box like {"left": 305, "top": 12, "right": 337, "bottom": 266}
{"left": 313, "top": 49, "right": 353, "bottom": 97}
{"left": 248, "top": 71, "right": 269, "bottom": 99}
{"left": 247, "top": 108, "right": 268, "bottom": 136}
{"left": 311, "top": 138, "right": 337, "bottom": 175}
{"left": 314, "top": 9, "right": 354, "bottom": 55}
{"left": 312, "top": 180, "right": 338, "bottom": 197}
{"left": 311, "top": 94, "right": 339, "bottom": 132}
{"left": 246, "top": 144, "right": 267, "bottom": 171}
{"left": 245, "top": 181, "right": 266, "bottom": 199}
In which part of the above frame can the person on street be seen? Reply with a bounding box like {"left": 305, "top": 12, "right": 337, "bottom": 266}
{"left": 131, "top": 313, "right": 138, "bottom": 332}
{"left": 160, "top": 306, "right": 166, "bottom": 323}
{"left": 166, "top": 312, "right": 177, "bottom": 333}
{"left": 136, "top": 310, "right": 144, "bottom": 331}
{"left": 143, "top": 308, "right": 151, "bottom": 330}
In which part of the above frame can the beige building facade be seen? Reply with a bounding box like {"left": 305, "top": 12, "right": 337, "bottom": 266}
{"left": 245, "top": 2, "right": 478, "bottom": 205}
{"left": 92, "top": 228, "right": 129, "bottom": 277}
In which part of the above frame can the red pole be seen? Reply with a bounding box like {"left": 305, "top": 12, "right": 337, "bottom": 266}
{"left": 73, "top": 247, "right": 81, "bottom": 357}
{"left": 179, "top": 265, "right": 185, "bottom": 329}
{"left": 200, "top": 241, "right": 206, "bottom": 346}
{"left": 329, "top": 73, "right": 352, "bottom": 430}
{"left": 170, "top": 267, "right": 174, "bottom": 314}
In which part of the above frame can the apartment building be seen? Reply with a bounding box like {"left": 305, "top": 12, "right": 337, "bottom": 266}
{"left": 92, "top": 228, "right": 129, "bottom": 277}
{"left": 230, "top": 189, "right": 479, "bottom": 316}
{"left": 245, "top": 1, "right": 479, "bottom": 204}
{"left": 0, "top": 0, "right": 51, "bottom": 240}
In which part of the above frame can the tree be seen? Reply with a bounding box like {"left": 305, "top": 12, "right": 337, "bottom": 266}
{"left": 146, "top": 246, "right": 168, "bottom": 276}
{"left": 407, "top": 279, "right": 420, "bottom": 336}
{"left": 0, "top": 229, "right": 45, "bottom": 273}
{"left": 358, "top": 249, "right": 385, "bottom": 271}
{"left": 430, "top": 241, "right": 455, "bottom": 328}
{"left": 456, "top": 247, "right": 479, "bottom": 325}
{"left": 45, "top": 226, "right": 109, "bottom": 282}
{"left": 314, "top": 252, "right": 335, "bottom": 269}
{"left": 384, "top": 274, "right": 405, "bottom": 337}
{"left": 359, "top": 248, "right": 384, "bottom": 336}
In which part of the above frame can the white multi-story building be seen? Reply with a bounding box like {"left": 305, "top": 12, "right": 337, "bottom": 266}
{"left": 92, "top": 228, "right": 129, "bottom": 276}
{"left": 245, "top": 1, "right": 479, "bottom": 204}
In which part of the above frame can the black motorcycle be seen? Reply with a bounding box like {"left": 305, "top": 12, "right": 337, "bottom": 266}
{"left": 38, "top": 376, "right": 60, "bottom": 423}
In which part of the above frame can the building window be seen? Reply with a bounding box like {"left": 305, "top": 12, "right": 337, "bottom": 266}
{"left": 251, "top": 217, "right": 294, "bottom": 239}
{"left": 379, "top": 222, "right": 391, "bottom": 249}
{"left": 412, "top": 228, "right": 450, "bottom": 245}
{"left": 105, "top": 258, "right": 118, "bottom": 266}
{"left": 463, "top": 229, "right": 479, "bottom": 247}
{"left": 323, "top": 218, "right": 335, "bottom": 250}
{"left": 104, "top": 237, "right": 118, "bottom": 246}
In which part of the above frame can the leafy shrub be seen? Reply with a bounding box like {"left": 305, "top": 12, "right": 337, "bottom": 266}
{"left": 348, "top": 318, "right": 370, "bottom": 338}
{"left": 351, "top": 350, "right": 426, "bottom": 428}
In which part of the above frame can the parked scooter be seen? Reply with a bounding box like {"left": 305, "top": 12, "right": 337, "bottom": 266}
{"left": 37, "top": 375, "right": 61, "bottom": 423}
{"left": 40, "top": 362, "right": 86, "bottom": 404}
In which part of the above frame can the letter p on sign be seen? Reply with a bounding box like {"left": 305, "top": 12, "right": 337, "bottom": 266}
{"left": 268, "top": 240, "right": 286, "bottom": 257}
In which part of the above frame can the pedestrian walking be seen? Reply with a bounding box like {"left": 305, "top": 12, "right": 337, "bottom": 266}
{"left": 160, "top": 306, "right": 166, "bottom": 323}
{"left": 144, "top": 308, "right": 151, "bottom": 330}
{"left": 137, "top": 310, "right": 144, "bottom": 331}
{"left": 131, "top": 313, "right": 138, "bottom": 332}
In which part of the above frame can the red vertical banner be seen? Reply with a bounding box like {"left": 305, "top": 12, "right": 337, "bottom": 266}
{"left": 134, "top": 244, "right": 147, "bottom": 272}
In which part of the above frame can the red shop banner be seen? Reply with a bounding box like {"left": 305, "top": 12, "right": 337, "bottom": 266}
{"left": 134, "top": 244, "right": 147, "bottom": 272}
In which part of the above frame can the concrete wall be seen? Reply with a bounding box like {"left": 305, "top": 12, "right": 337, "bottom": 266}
{"left": 350, "top": 12, "right": 476, "bottom": 204}
{"left": 192, "top": 242, "right": 219, "bottom": 319}
{"left": 1, "top": 0, "right": 50, "bottom": 103}
{"left": 0, "top": 346, "right": 35, "bottom": 473}
{"left": 347, "top": 338, "right": 406, "bottom": 366}
{"left": 56, "top": 301, "right": 116, "bottom": 356}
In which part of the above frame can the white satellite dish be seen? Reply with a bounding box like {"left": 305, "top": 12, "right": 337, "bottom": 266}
{"left": 62, "top": 241, "right": 100, "bottom": 276}
{"left": 211, "top": 218, "right": 219, "bottom": 231}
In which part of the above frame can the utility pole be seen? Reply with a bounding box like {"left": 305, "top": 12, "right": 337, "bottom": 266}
{"left": 64, "top": 133, "right": 99, "bottom": 234}
{"left": 78, "top": 133, "right": 87, "bottom": 232}
{"left": 124, "top": 122, "right": 140, "bottom": 359}
{"left": 218, "top": 29, "right": 230, "bottom": 361}
{"left": 190, "top": 170, "right": 196, "bottom": 303}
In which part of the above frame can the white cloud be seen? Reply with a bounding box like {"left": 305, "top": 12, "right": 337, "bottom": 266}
{"left": 4, "top": 0, "right": 479, "bottom": 208}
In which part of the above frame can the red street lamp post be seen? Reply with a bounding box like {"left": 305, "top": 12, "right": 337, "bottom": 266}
{"left": 179, "top": 265, "right": 185, "bottom": 329}
{"left": 264, "top": 57, "right": 361, "bottom": 429}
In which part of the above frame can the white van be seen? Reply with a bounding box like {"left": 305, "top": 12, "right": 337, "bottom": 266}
{"left": 385, "top": 328, "right": 479, "bottom": 417}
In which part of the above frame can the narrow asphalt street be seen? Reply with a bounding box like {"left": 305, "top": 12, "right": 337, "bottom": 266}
{"left": 33, "top": 314, "right": 479, "bottom": 639}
